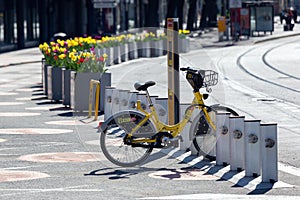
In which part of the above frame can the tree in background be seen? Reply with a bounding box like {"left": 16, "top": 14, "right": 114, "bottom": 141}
{"left": 187, "top": 0, "right": 198, "bottom": 31}
{"left": 200, "top": 0, "right": 219, "bottom": 29}
{"left": 144, "top": 0, "right": 160, "bottom": 27}
{"left": 164, "top": 0, "right": 185, "bottom": 29}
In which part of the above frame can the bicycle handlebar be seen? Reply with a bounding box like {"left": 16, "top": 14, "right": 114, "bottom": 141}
{"left": 180, "top": 67, "right": 198, "bottom": 73}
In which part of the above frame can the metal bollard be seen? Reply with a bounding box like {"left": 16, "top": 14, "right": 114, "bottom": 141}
{"left": 128, "top": 92, "right": 138, "bottom": 110}
{"left": 104, "top": 87, "right": 115, "bottom": 120}
{"left": 216, "top": 112, "right": 231, "bottom": 166}
{"left": 229, "top": 116, "right": 245, "bottom": 172}
{"left": 111, "top": 88, "right": 120, "bottom": 115}
{"left": 119, "top": 90, "right": 130, "bottom": 111}
{"left": 244, "top": 120, "right": 261, "bottom": 177}
{"left": 179, "top": 104, "right": 196, "bottom": 151}
{"left": 137, "top": 93, "right": 148, "bottom": 111}
{"left": 260, "top": 123, "right": 278, "bottom": 183}
{"left": 154, "top": 97, "right": 168, "bottom": 124}
{"left": 150, "top": 95, "right": 158, "bottom": 106}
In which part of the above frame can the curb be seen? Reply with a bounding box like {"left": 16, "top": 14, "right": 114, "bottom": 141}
{"left": 253, "top": 32, "right": 300, "bottom": 44}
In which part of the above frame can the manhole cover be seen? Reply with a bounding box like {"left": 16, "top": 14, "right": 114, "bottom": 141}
{"left": 149, "top": 168, "right": 218, "bottom": 180}
{"left": 255, "top": 97, "right": 276, "bottom": 102}
{"left": 18, "top": 152, "right": 104, "bottom": 163}
{"left": 0, "top": 170, "right": 49, "bottom": 183}
{"left": 0, "top": 128, "right": 73, "bottom": 135}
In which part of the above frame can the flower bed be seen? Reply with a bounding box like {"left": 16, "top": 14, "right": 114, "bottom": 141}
{"left": 38, "top": 30, "right": 190, "bottom": 111}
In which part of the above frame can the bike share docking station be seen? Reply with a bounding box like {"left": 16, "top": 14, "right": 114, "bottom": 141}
{"left": 215, "top": 113, "right": 278, "bottom": 183}
{"left": 92, "top": 18, "right": 279, "bottom": 185}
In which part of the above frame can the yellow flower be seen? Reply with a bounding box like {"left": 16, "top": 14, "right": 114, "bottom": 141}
{"left": 59, "top": 47, "right": 66, "bottom": 53}
{"left": 103, "top": 53, "right": 108, "bottom": 59}
{"left": 57, "top": 39, "right": 65, "bottom": 47}
{"left": 58, "top": 54, "right": 66, "bottom": 59}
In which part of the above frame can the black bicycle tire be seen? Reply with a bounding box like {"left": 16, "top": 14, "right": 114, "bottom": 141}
{"left": 192, "top": 105, "right": 239, "bottom": 161}
{"left": 100, "top": 111, "right": 156, "bottom": 167}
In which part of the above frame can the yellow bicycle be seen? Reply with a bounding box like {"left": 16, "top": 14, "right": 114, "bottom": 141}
{"left": 99, "top": 67, "right": 238, "bottom": 167}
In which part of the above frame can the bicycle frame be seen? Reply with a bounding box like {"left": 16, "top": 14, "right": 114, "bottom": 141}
{"left": 127, "top": 90, "right": 216, "bottom": 144}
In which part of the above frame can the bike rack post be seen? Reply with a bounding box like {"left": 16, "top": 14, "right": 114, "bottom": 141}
{"left": 179, "top": 103, "right": 197, "bottom": 151}
{"left": 104, "top": 87, "right": 115, "bottom": 120}
{"left": 244, "top": 120, "right": 261, "bottom": 177}
{"left": 216, "top": 112, "right": 231, "bottom": 166}
{"left": 119, "top": 90, "right": 130, "bottom": 111}
{"left": 150, "top": 95, "right": 158, "bottom": 106}
{"left": 260, "top": 123, "right": 278, "bottom": 183}
{"left": 137, "top": 93, "right": 148, "bottom": 111}
{"left": 154, "top": 97, "right": 168, "bottom": 124}
{"left": 229, "top": 116, "right": 245, "bottom": 172}
{"left": 128, "top": 91, "right": 138, "bottom": 110}
{"left": 88, "top": 79, "right": 100, "bottom": 121}
{"left": 111, "top": 88, "right": 120, "bottom": 114}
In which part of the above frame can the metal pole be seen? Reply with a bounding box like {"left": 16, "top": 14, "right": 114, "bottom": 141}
{"left": 167, "top": 18, "right": 180, "bottom": 125}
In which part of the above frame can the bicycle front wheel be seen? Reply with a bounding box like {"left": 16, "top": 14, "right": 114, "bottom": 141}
{"left": 191, "top": 105, "right": 238, "bottom": 161}
{"left": 100, "top": 111, "right": 157, "bottom": 167}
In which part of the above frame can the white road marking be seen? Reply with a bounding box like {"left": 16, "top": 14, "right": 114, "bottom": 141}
{"left": 278, "top": 162, "right": 300, "bottom": 177}
{"left": 161, "top": 148, "right": 297, "bottom": 190}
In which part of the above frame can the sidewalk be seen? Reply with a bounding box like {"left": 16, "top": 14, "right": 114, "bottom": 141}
{"left": 188, "top": 18, "right": 300, "bottom": 49}
{"left": 0, "top": 20, "right": 300, "bottom": 199}
{"left": 1, "top": 18, "right": 300, "bottom": 67}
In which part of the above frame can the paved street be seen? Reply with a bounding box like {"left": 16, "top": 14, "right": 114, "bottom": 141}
{"left": 0, "top": 20, "right": 300, "bottom": 199}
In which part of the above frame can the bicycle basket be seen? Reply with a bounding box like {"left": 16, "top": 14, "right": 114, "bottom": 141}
{"left": 201, "top": 70, "right": 218, "bottom": 88}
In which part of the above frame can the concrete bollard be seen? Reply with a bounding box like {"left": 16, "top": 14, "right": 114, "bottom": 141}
{"left": 260, "top": 123, "right": 278, "bottom": 183}
{"left": 154, "top": 97, "right": 168, "bottom": 124}
{"left": 104, "top": 86, "right": 115, "bottom": 120}
{"left": 216, "top": 112, "right": 231, "bottom": 166}
{"left": 244, "top": 120, "right": 261, "bottom": 177}
{"left": 119, "top": 90, "right": 130, "bottom": 111}
{"left": 229, "top": 116, "right": 245, "bottom": 172}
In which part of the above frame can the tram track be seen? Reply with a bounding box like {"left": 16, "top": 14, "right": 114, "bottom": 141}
{"left": 215, "top": 39, "right": 300, "bottom": 124}
{"left": 262, "top": 43, "right": 300, "bottom": 81}
{"left": 236, "top": 46, "right": 300, "bottom": 93}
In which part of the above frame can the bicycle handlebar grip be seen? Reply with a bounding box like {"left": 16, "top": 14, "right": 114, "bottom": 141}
{"left": 180, "top": 67, "right": 198, "bottom": 72}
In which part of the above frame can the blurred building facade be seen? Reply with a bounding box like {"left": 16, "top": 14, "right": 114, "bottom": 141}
{"left": 0, "top": 0, "right": 296, "bottom": 53}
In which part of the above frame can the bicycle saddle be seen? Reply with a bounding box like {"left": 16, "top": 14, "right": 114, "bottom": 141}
{"left": 134, "top": 81, "right": 156, "bottom": 91}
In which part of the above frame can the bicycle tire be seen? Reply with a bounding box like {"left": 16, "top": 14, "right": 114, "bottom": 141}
{"left": 100, "top": 110, "right": 157, "bottom": 167}
{"left": 191, "top": 105, "right": 238, "bottom": 161}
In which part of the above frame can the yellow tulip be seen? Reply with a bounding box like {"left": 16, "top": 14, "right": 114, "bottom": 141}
{"left": 59, "top": 54, "right": 66, "bottom": 59}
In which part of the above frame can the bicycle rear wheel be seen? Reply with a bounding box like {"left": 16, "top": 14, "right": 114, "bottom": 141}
{"left": 100, "top": 111, "right": 157, "bottom": 167}
{"left": 191, "top": 105, "right": 238, "bottom": 161}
